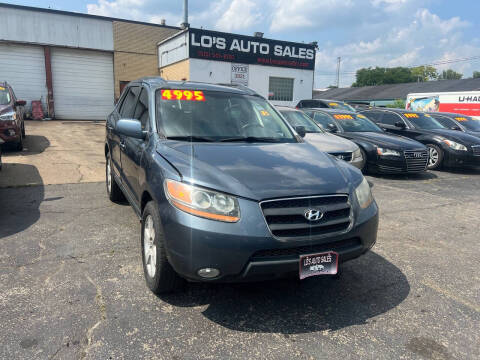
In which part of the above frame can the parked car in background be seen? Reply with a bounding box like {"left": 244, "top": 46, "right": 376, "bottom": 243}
{"left": 359, "top": 108, "right": 480, "bottom": 170}
{"left": 304, "top": 108, "right": 429, "bottom": 174}
{"left": 105, "top": 78, "right": 379, "bottom": 294}
{"left": 296, "top": 99, "right": 356, "bottom": 112}
{"left": 277, "top": 106, "right": 364, "bottom": 169}
{"left": 427, "top": 112, "right": 480, "bottom": 138}
{"left": 0, "top": 82, "right": 26, "bottom": 150}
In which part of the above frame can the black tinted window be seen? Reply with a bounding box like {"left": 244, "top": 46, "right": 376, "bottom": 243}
{"left": 432, "top": 115, "right": 455, "bottom": 128}
{"left": 360, "top": 111, "right": 382, "bottom": 122}
{"left": 300, "top": 100, "right": 326, "bottom": 108}
{"left": 119, "top": 87, "right": 139, "bottom": 118}
{"left": 313, "top": 112, "right": 336, "bottom": 129}
{"left": 133, "top": 88, "right": 149, "bottom": 130}
{"left": 381, "top": 112, "right": 403, "bottom": 126}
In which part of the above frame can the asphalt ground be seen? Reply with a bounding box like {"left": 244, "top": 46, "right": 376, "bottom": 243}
{"left": 1, "top": 168, "right": 479, "bottom": 359}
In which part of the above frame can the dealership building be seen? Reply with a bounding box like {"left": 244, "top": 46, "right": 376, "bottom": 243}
{"left": 0, "top": 3, "right": 316, "bottom": 120}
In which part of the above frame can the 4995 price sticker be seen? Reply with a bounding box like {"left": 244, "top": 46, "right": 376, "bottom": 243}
{"left": 161, "top": 89, "right": 206, "bottom": 101}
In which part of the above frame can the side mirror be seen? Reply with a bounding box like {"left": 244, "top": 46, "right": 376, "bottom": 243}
{"left": 394, "top": 121, "right": 406, "bottom": 129}
{"left": 295, "top": 125, "right": 306, "bottom": 138}
{"left": 116, "top": 119, "right": 145, "bottom": 140}
{"left": 327, "top": 123, "right": 338, "bottom": 132}
{"left": 15, "top": 100, "right": 26, "bottom": 107}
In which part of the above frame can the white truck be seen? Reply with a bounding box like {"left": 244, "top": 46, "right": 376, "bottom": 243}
{"left": 406, "top": 91, "right": 480, "bottom": 119}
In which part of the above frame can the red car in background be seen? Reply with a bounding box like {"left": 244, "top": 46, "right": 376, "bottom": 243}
{"left": 0, "top": 81, "right": 26, "bottom": 150}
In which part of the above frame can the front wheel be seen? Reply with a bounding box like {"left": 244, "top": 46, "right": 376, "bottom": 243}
{"left": 426, "top": 144, "right": 443, "bottom": 170}
{"left": 142, "top": 201, "right": 184, "bottom": 294}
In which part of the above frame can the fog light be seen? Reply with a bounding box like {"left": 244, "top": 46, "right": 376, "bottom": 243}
{"left": 197, "top": 268, "right": 220, "bottom": 278}
{"left": 8, "top": 129, "right": 16, "bottom": 136}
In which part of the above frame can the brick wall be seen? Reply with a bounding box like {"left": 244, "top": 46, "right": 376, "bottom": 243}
{"left": 113, "top": 21, "right": 179, "bottom": 98}
{"left": 159, "top": 60, "right": 190, "bottom": 81}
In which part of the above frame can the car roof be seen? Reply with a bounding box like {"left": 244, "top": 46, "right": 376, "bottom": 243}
{"left": 365, "top": 108, "right": 426, "bottom": 114}
{"left": 129, "top": 77, "right": 260, "bottom": 96}
{"left": 306, "top": 108, "right": 357, "bottom": 115}
{"left": 426, "top": 112, "right": 470, "bottom": 117}
{"left": 276, "top": 106, "right": 298, "bottom": 112}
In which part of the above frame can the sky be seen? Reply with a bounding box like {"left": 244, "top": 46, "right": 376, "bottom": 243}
{"left": 4, "top": 0, "right": 480, "bottom": 88}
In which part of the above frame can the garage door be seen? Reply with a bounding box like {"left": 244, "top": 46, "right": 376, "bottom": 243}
{"left": 0, "top": 43, "right": 47, "bottom": 109}
{"left": 51, "top": 48, "right": 114, "bottom": 120}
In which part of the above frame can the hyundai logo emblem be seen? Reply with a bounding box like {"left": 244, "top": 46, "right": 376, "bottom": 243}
{"left": 304, "top": 209, "right": 323, "bottom": 221}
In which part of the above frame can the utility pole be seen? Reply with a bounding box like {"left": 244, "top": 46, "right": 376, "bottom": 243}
{"left": 335, "top": 57, "right": 341, "bottom": 88}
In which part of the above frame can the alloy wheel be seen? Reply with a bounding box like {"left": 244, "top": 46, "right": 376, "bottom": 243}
{"left": 143, "top": 215, "right": 157, "bottom": 278}
{"left": 106, "top": 157, "right": 112, "bottom": 194}
{"left": 428, "top": 147, "right": 439, "bottom": 167}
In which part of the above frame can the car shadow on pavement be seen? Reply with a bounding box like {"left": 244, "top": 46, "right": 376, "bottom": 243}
{"left": 367, "top": 171, "right": 438, "bottom": 181}
{"left": 0, "top": 164, "right": 44, "bottom": 239}
{"left": 439, "top": 166, "right": 480, "bottom": 175}
{"left": 161, "top": 251, "right": 410, "bottom": 334}
{"left": 2, "top": 135, "right": 50, "bottom": 156}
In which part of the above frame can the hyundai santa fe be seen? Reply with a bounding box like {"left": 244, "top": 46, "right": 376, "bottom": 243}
{"left": 105, "top": 78, "right": 379, "bottom": 294}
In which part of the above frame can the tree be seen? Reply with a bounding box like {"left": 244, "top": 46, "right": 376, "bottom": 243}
{"left": 438, "top": 69, "right": 463, "bottom": 80}
{"left": 473, "top": 71, "right": 480, "bottom": 79}
{"left": 353, "top": 67, "right": 417, "bottom": 87}
{"left": 386, "top": 99, "right": 406, "bottom": 108}
{"left": 411, "top": 66, "right": 438, "bottom": 82}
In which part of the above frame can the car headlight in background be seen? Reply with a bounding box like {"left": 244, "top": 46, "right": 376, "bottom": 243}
{"left": 355, "top": 177, "right": 373, "bottom": 209}
{"left": 352, "top": 148, "right": 363, "bottom": 161}
{"left": 0, "top": 111, "right": 16, "bottom": 121}
{"left": 442, "top": 139, "right": 467, "bottom": 151}
{"left": 376, "top": 147, "right": 401, "bottom": 156}
{"left": 164, "top": 179, "right": 240, "bottom": 222}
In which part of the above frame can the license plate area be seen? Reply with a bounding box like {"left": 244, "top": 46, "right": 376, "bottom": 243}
{"left": 299, "top": 251, "right": 338, "bottom": 279}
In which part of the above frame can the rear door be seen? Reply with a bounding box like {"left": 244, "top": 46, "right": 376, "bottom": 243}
{"left": 375, "top": 111, "right": 409, "bottom": 136}
{"left": 121, "top": 87, "right": 150, "bottom": 204}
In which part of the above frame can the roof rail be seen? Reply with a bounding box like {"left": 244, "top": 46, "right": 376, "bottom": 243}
{"left": 215, "top": 83, "right": 261, "bottom": 97}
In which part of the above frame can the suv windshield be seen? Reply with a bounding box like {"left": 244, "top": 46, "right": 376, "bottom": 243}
{"left": 327, "top": 102, "right": 356, "bottom": 112}
{"left": 332, "top": 113, "right": 383, "bottom": 132}
{"left": 280, "top": 110, "right": 323, "bottom": 133}
{"left": 403, "top": 113, "right": 445, "bottom": 130}
{"left": 156, "top": 90, "right": 296, "bottom": 143}
{"left": 0, "top": 86, "right": 10, "bottom": 105}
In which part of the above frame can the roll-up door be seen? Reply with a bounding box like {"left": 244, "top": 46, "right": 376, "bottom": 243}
{"left": 51, "top": 48, "right": 114, "bottom": 120}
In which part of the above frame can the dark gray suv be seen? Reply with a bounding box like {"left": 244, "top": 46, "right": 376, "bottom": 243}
{"left": 105, "top": 78, "right": 379, "bottom": 294}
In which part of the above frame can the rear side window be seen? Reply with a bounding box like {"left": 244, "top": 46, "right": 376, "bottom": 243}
{"left": 380, "top": 112, "right": 404, "bottom": 126}
{"left": 433, "top": 115, "right": 456, "bottom": 129}
{"left": 133, "top": 88, "right": 149, "bottom": 130}
{"left": 361, "top": 111, "right": 382, "bottom": 122}
{"left": 313, "top": 112, "right": 336, "bottom": 129}
{"left": 119, "top": 87, "right": 139, "bottom": 118}
{"left": 302, "top": 100, "right": 325, "bottom": 108}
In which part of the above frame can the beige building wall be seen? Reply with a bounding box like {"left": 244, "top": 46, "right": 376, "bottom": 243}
{"left": 113, "top": 21, "right": 179, "bottom": 98}
{"left": 159, "top": 60, "right": 190, "bottom": 81}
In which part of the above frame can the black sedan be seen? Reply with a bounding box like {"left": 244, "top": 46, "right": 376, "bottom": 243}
{"left": 359, "top": 108, "right": 480, "bottom": 170}
{"left": 303, "top": 108, "right": 429, "bottom": 174}
{"left": 427, "top": 112, "right": 480, "bottom": 139}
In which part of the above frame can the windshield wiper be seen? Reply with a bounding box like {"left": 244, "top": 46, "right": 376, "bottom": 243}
{"left": 167, "top": 136, "right": 216, "bottom": 142}
{"left": 218, "top": 136, "right": 283, "bottom": 143}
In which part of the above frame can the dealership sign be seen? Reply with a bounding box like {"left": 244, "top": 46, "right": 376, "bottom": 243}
{"left": 189, "top": 28, "right": 316, "bottom": 70}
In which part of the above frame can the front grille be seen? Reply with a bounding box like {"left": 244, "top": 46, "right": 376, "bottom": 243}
{"left": 251, "top": 238, "right": 361, "bottom": 259}
{"left": 377, "top": 164, "right": 404, "bottom": 173}
{"left": 260, "top": 195, "right": 352, "bottom": 239}
{"left": 330, "top": 152, "right": 353, "bottom": 162}
{"left": 404, "top": 150, "right": 429, "bottom": 172}
{"left": 472, "top": 145, "right": 480, "bottom": 156}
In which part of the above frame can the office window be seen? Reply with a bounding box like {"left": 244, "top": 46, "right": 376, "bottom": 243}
{"left": 268, "top": 77, "right": 294, "bottom": 101}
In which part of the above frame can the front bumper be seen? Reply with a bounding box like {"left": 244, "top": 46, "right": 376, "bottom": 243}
{"left": 369, "top": 155, "right": 428, "bottom": 174}
{"left": 161, "top": 196, "right": 379, "bottom": 282}
{"left": 0, "top": 122, "right": 21, "bottom": 143}
{"left": 442, "top": 147, "right": 480, "bottom": 167}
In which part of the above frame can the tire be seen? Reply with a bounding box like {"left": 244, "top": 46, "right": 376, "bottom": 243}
{"left": 106, "top": 153, "right": 125, "bottom": 202}
{"left": 359, "top": 148, "right": 368, "bottom": 173}
{"left": 141, "top": 201, "right": 184, "bottom": 294}
{"left": 21, "top": 123, "right": 26, "bottom": 138}
{"left": 426, "top": 144, "right": 443, "bottom": 170}
{"left": 16, "top": 135, "right": 23, "bottom": 151}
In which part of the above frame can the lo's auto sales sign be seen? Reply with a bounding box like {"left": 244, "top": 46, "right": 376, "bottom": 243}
{"left": 189, "top": 28, "right": 316, "bottom": 70}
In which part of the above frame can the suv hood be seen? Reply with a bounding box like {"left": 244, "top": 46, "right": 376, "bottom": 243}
{"left": 157, "top": 141, "right": 356, "bottom": 201}
{"left": 426, "top": 129, "right": 480, "bottom": 146}
{"left": 342, "top": 132, "right": 426, "bottom": 150}
{"left": 304, "top": 133, "right": 358, "bottom": 153}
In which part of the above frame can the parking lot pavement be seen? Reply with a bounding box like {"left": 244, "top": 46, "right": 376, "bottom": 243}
{"left": 0, "top": 169, "right": 479, "bottom": 360}
{"left": 0, "top": 120, "right": 106, "bottom": 188}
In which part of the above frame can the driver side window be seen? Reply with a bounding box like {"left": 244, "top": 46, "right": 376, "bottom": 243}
{"left": 119, "top": 87, "right": 139, "bottom": 119}
{"left": 381, "top": 112, "right": 404, "bottom": 126}
{"left": 313, "top": 112, "right": 336, "bottom": 129}
{"left": 434, "top": 116, "right": 455, "bottom": 128}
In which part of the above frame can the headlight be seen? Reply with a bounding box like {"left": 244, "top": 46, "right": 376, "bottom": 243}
{"left": 442, "top": 139, "right": 467, "bottom": 151}
{"left": 164, "top": 179, "right": 240, "bottom": 222}
{"left": 352, "top": 148, "right": 363, "bottom": 161}
{"left": 0, "top": 111, "right": 16, "bottom": 121}
{"left": 376, "top": 147, "right": 401, "bottom": 156}
{"left": 355, "top": 177, "right": 373, "bottom": 209}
